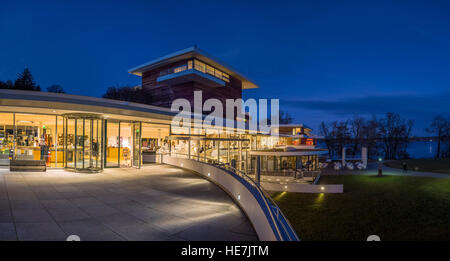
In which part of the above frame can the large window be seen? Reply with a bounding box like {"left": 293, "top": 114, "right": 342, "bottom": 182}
{"left": 106, "top": 121, "right": 119, "bottom": 167}
{"left": 55, "top": 116, "right": 64, "bottom": 167}
{"left": 15, "top": 114, "right": 57, "bottom": 167}
{"left": 194, "top": 59, "right": 206, "bottom": 73}
{"left": 66, "top": 118, "right": 75, "bottom": 168}
{"left": 162, "top": 59, "right": 231, "bottom": 83}
{"left": 119, "top": 122, "right": 133, "bottom": 167}
{"left": 0, "top": 113, "right": 14, "bottom": 165}
{"left": 141, "top": 123, "right": 170, "bottom": 154}
{"left": 105, "top": 120, "right": 141, "bottom": 168}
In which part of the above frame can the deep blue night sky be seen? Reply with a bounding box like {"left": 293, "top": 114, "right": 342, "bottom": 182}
{"left": 1, "top": 0, "right": 449, "bottom": 135}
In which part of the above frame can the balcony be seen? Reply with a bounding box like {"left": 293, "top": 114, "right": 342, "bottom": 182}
{"left": 156, "top": 59, "right": 230, "bottom": 87}
{"left": 157, "top": 68, "right": 225, "bottom": 87}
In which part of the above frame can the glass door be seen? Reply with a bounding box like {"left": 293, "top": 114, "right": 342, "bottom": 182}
{"left": 105, "top": 120, "right": 119, "bottom": 167}
{"left": 64, "top": 116, "right": 103, "bottom": 172}
{"left": 119, "top": 122, "right": 132, "bottom": 167}
{"left": 66, "top": 118, "right": 75, "bottom": 168}
{"left": 132, "top": 122, "right": 141, "bottom": 168}
{"left": 92, "top": 119, "right": 102, "bottom": 170}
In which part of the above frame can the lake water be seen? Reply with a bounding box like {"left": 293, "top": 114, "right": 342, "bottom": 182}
{"left": 407, "top": 141, "right": 437, "bottom": 159}
{"left": 317, "top": 140, "right": 438, "bottom": 159}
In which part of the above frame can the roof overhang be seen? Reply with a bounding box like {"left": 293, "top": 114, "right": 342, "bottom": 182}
{"left": 128, "top": 46, "right": 258, "bottom": 89}
{"left": 279, "top": 124, "right": 313, "bottom": 131}
{"left": 157, "top": 69, "right": 225, "bottom": 87}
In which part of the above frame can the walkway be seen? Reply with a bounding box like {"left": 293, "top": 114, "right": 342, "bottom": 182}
{"left": 0, "top": 165, "right": 257, "bottom": 241}
{"left": 323, "top": 162, "right": 450, "bottom": 179}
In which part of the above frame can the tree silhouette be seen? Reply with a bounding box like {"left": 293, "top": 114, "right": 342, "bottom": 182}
{"left": 14, "top": 68, "right": 41, "bottom": 91}
{"left": 425, "top": 115, "right": 449, "bottom": 158}
{"left": 280, "top": 111, "right": 293, "bottom": 124}
{"left": 0, "top": 80, "right": 14, "bottom": 89}
{"left": 47, "top": 84, "right": 66, "bottom": 93}
{"left": 103, "top": 85, "right": 152, "bottom": 105}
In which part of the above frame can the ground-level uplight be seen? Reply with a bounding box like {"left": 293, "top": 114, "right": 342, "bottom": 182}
{"left": 207, "top": 172, "right": 210, "bottom": 177}
{"left": 320, "top": 186, "right": 325, "bottom": 191}
{"left": 237, "top": 194, "right": 241, "bottom": 200}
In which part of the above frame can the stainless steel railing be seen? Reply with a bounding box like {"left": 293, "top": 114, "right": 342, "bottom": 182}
{"left": 163, "top": 152, "right": 300, "bottom": 241}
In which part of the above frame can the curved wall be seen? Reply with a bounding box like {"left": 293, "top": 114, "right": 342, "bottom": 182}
{"left": 162, "top": 155, "right": 280, "bottom": 241}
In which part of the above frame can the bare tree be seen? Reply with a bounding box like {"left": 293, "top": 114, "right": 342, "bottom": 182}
{"left": 377, "top": 112, "right": 413, "bottom": 160}
{"left": 350, "top": 116, "right": 365, "bottom": 156}
{"left": 331, "top": 120, "right": 351, "bottom": 158}
{"left": 361, "top": 115, "right": 379, "bottom": 158}
{"left": 318, "top": 121, "right": 333, "bottom": 157}
{"left": 47, "top": 84, "right": 66, "bottom": 93}
{"left": 425, "top": 115, "right": 449, "bottom": 158}
{"left": 279, "top": 111, "right": 293, "bottom": 124}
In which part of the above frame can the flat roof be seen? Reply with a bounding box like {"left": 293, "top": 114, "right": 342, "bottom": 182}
{"left": 0, "top": 89, "right": 255, "bottom": 131}
{"left": 0, "top": 89, "right": 176, "bottom": 124}
{"left": 279, "top": 124, "right": 313, "bottom": 130}
{"left": 128, "top": 46, "right": 258, "bottom": 90}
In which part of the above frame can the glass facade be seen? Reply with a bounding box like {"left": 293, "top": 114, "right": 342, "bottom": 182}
{"left": 0, "top": 113, "right": 14, "bottom": 166}
{"left": 0, "top": 111, "right": 172, "bottom": 172}
{"left": 168, "top": 127, "right": 250, "bottom": 172}
{"left": 64, "top": 115, "right": 103, "bottom": 172}
{"left": 159, "top": 59, "right": 231, "bottom": 83}
{"left": 14, "top": 114, "right": 57, "bottom": 167}
{"left": 248, "top": 155, "right": 319, "bottom": 176}
{"left": 0, "top": 111, "right": 321, "bottom": 176}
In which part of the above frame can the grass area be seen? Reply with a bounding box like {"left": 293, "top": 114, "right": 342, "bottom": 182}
{"left": 384, "top": 158, "right": 450, "bottom": 174}
{"left": 272, "top": 175, "right": 450, "bottom": 241}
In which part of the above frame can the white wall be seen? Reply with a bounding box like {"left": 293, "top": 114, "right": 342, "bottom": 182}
{"left": 162, "top": 155, "right": 280, "bottom": 241}
{"left": 261, "top": 182, "right": 343, "bottom": 193}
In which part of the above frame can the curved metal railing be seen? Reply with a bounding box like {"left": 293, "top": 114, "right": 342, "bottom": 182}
{"left": 164, "top": 152, "right": 300, "bottom": 241}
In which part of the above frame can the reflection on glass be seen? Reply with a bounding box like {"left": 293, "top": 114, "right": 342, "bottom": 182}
{"left": 106, "top": 121, "right": 119, "bottom": 167}
{"left": 56, "top": 116, "right": 64, "bottom": 167}
{"left": 92, "top": 120, "right": 101, "bottom": 169}
{"left": 132, "top": 122, "right": 141, "bottom": 167}
{"left": 14, "top": 114, "right": 56, "bottom": 167}
{"left": 219, "top": 140, "right": 228, "bottom": 163}
{"left": 76, "top": 119, "right": 84, "bottom": 168}
{"left": 120, "top": 122, "right": 132, "bottom": 167}
{"left": 66, "top": 118, "right": 75, "bottom": 168}
{"left": 0, "top": 113, "right": 14, "bottom": 166}
{"left": 171, "top": 139, "right": 189, "bottom": 158}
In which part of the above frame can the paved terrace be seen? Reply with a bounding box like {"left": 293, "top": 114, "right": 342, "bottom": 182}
{"left": 0, "top": 165, "right": 257, "bottom": 241}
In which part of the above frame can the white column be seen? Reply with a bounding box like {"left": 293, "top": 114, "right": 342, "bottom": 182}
{"left": 361, "top": 147, "right": 368, "bottom": 165}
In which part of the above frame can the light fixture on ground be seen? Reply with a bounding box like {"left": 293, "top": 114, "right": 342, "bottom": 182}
{"left": 237, "top": 194, "right": 241, "bottom": 200}
{"left": 320, "top": 186, "right": 325, "bottom": 191}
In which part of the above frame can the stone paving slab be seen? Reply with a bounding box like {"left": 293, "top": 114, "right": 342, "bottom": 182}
{"left": 0, "top": 165, "right": 257, "bottom": 241}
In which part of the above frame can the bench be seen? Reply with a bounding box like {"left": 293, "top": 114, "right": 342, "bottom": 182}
{"left": 10, "top": 160, "right": 46, "bottom": 172}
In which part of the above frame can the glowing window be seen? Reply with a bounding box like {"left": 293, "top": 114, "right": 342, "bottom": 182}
{"left": 194, "top": 60, "right": 206, "bottom": 73}
{"left": 206, "top": 65, "right": 215, "bottom": 76}
{"left": 222, "top": 73, "right": 230, "bottom": 82}
{"left": 174, "top": 65, "right": 187, "bottom": 73}
{"left": 214, "top": 70, "right": 222, "bottom": 79}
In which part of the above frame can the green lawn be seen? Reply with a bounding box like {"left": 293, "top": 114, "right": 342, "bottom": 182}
{"left": 272, "top": 175, "right": 450, "bottom": 241}
{"left": 384, "top": 158, "right": 450, "bottom": 174}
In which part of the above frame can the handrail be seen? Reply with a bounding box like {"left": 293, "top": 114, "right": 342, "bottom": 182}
{"left": 163, "top": 152, "right": 300, "bottom": 241}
